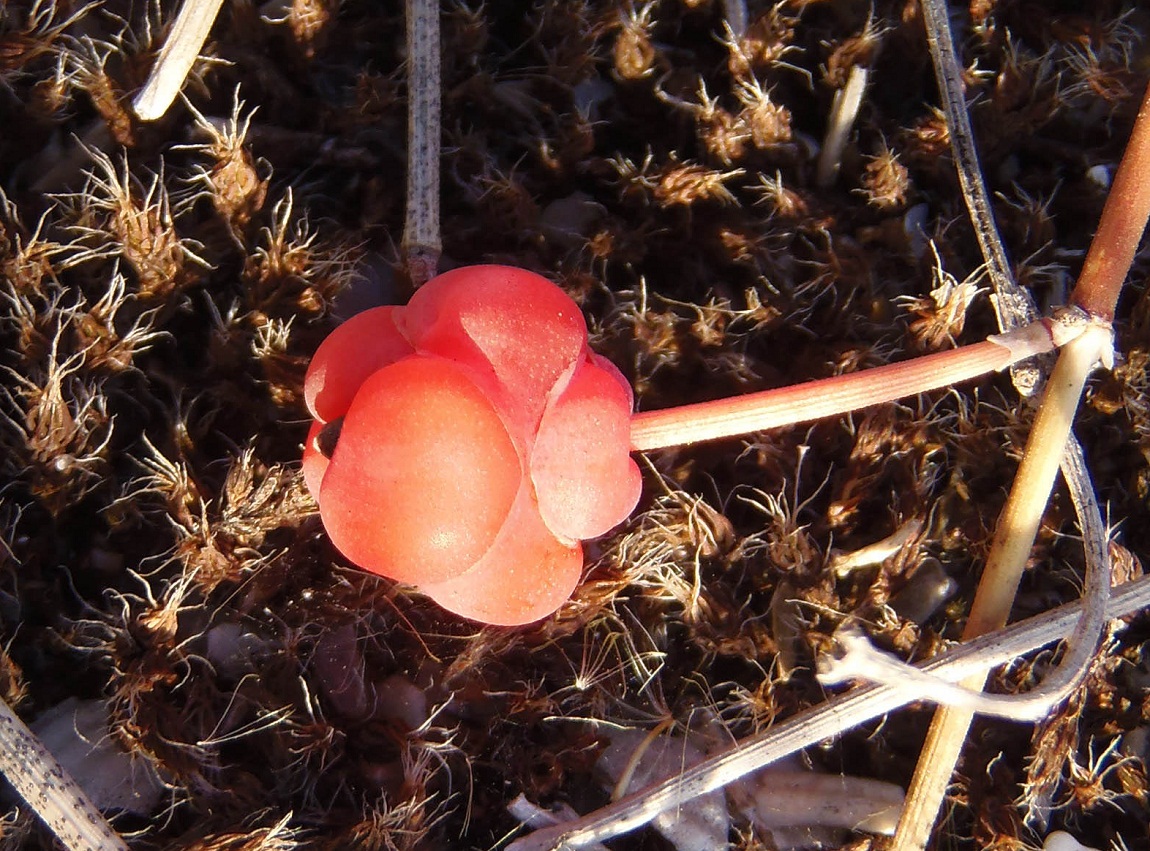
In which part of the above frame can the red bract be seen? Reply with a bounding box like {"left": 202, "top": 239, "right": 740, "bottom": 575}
{"left": 303, "top": 265, "right": 642, "bottom": 625}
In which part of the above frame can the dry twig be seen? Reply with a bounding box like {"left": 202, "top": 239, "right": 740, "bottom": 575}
{"left": 0, "top": 696, "right": 129, "bottom": 851}
{"left": 132, "top": 0, "right": 226, "bottom": 122}
{"left": 892, "top": 16, "right": 1150, "bottom": 842}
{"left": 505, "top": 575, "right": 1150, "bottom": 850}
{"left": 402, "top": 0, "right": 442, "bottom": 286}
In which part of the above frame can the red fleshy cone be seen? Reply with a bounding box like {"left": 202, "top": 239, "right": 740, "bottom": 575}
{"left": 303, "top": 265, "right": 641, "bottom": 625}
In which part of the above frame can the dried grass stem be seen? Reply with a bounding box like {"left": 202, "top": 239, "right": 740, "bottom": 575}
{"left": 0, "top": 696, "right": 129, "bottom": 851}
{"left": 892, "top": 79, "right": 1150, "bottom": 851}
{"left": 506, "top": 574, "right": 1150, "bottom": 851}
{"left": 132, "top": 0, "right": 226, "bottom": 122}
{"left": 919, "top": 0, "right": 1025, "bottom": 329}
{"left": 402, "top": 0, "right": 442, "bottom": 286}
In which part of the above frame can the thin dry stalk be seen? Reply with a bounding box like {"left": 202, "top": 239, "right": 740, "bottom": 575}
{"left": 891, "top": 78, "right": 1150, "bottom": 851}
{"left": 0, "top": 695, "right": 129, "bottom": 851}
{"left": 402, "top": 0, "right": 442, "bottom": 286}
{"left": 815, "top": 64, "right": 867, "bottom": 188}
{"left": 504, "top": 575, "right": 1150, "bottom": 851}
{"left": 919, "top": 0, "right": 1032, "bottom": 334}
{"left": 132, "top": 0, "right": 226, "bottom": 121}
{"left": 825, "top": 361, "right": 1115, "bottom": 722}
{"left": 891, "top": 326, "right": 1115, "bottom": 850}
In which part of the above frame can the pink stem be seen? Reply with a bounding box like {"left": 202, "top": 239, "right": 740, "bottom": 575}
{"left": 1071, "top": 82, "right": 1150, "bottom": 321}
{"left": 630, "top": 325, "right": 1055, "bottom": 452}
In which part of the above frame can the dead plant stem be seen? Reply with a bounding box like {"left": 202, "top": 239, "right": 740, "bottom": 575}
{"left": 505, "top": 574, "right": 1150, "bottom": 851}
{"left": 816, "top": 64, "right": 868, "bottom": 188}
{"left": 132, "top": 0, "right": 226, "bottom": 121}
{"left": 967, "top": 331, "right": 1111, "bottom": 636}
{"left": 891, "top": 325, "right": 1114, "bottom": 851}
{"left": 402, "top": 0, "right": 442, "bottom": 287}
{"left": 891, "top": 80, "right": 1150, "bottom": 851}
{"left": 919, "top": 0, "right": 1030, "bottom": 331}
{"left": 0, "top": 696, "right": 129, "bottom": 851}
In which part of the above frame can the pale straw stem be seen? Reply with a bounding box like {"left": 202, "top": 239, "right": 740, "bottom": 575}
{"left": 505, "top": 574, "right": 1150, "bottom": 851}
{"left": 0, "top": 696, "right": 129, "bottom": 851}
{"left": 890, "top": 324, "right": 1114, "bottom": 851}
{"left": 132, "top": 0, "right": 226, "bottom": 122}
{"left": 816, "top": 64, "right": 868, "bottom": 188}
